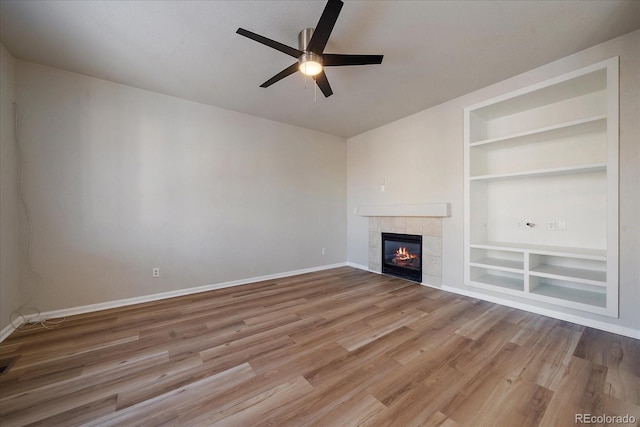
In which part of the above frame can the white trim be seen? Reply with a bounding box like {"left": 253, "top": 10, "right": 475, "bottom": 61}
{"left": 6, "top": 263, "right": 348, "bottom": 336}
{"left": 6, "top": 263, "right": 636, "bottom": 342}
{"left": 426, "top": 283, "right": 639, "bottom": 340}
{"left": 347, "top": 263, "right": 639, "bottom": 339}
{"left": 357, "top": 203, "right": 450, "bottom": 217}
{"left": 346, "top": 261, "right": 374, "bottom": 272}
{"left": 464, "top": 57, "right": 617, "bottom": 112}
{"left": 0, "top": 320, "right": 21, "bottom": 343}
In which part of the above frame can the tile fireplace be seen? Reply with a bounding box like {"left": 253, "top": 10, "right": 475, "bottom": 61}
{"left": 367, "top": 215, "right": 443, "bottom": 286}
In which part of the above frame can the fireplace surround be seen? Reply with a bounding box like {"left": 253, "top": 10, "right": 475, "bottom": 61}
{"left": 367, "top": 216, "right": 443, "bottom": 286}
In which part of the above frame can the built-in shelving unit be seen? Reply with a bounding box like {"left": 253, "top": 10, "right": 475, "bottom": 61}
{"left": 464, "top": 57, "right": 619, "bottom": 317}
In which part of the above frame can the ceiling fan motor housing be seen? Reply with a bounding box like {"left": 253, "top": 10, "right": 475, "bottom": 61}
{"left": 298, "top": 28, "right": 323, "bottom": 75}
{"left": 298, "top": 28, "right": 315, "bottom": 51}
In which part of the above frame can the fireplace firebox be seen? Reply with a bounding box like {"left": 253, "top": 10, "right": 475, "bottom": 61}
{"left": 381, "top": 232, "right": 422, "bottom": 282}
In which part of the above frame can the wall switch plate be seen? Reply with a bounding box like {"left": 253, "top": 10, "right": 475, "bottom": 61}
{"left": 557, "top": 220, "right": 567, "bottom": 231}
{"left": 152, "top": 267, "right": 160, "bottom": 278}
{"left": 546, "top": 220, "right": 556, "bottom": 231}
{"left": 321, "top": 248, "right": 326, "bottom": 255}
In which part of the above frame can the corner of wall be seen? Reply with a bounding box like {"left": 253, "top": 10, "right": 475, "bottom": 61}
{"left": 0, "top": 43, "right": 21, "bottom": 332}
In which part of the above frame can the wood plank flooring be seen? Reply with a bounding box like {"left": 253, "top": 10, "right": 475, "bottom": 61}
{"left": 0, "top": 267, "right": 638, "bottom": 426}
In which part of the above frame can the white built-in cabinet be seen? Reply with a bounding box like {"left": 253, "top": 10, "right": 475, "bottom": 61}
{"left": 464, "top": 57, "right": 619, "bottom": 317}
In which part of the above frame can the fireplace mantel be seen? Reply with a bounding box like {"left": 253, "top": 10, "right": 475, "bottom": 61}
{"left": 357, "top": 203, "right": 450, "bottom": 218}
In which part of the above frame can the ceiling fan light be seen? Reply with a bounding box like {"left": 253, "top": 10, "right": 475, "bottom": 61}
{"left": 299, "top": 52, "right": 323, "bottom": 76}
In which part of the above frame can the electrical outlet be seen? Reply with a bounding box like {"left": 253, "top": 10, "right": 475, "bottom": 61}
{"left": 546, "top": 220, "right": 556, "bottom": 231}
{"left": 517, "top": 221, "right": 523, "bottom": 229}
{"left": 321, "top": 248, "right": 327, "bottom": 255}
{"left": 152, "top": 267, "right": 160, "bottom": 278}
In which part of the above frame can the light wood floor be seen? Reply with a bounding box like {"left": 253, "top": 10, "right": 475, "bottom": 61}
{"left": 1, "top": 267, "right": 638, "bottom": 426}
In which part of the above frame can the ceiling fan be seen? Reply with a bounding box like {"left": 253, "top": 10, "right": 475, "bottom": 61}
{"left": 236, "top": 0, "right": 383, "bottom": 98}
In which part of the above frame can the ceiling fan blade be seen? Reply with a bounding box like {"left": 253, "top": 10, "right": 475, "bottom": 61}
{"left": 323, "top": 54, "right": 384, "bottom": 66}
{"left": 314, "top": 71, "right": 333, "bottom": 97}
{"left": 237, "top": 28, "right": 303, "bottom": 58}
{"left": 306, "top": 0, "right": 343, "bottom": 54}
{"left": 260, "top": 63, "right": 300, "bottom": 88}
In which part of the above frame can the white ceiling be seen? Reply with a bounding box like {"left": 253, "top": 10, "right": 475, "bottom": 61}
{"left": 1, "top": 0, "right": 639, "bottom": 138}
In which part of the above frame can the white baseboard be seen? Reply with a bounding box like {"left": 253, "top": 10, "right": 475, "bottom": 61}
{"left": 346, "top": 261, "right": 375, "bottom": 272}
{"left": 4, "top": 263, "right": 637, "bottom": 342}
{"left": 429, "top": 283, "right": 640, "bottom": 340}
{"left": 0, "top": 320, "right": 21, "bottom": 343}
{"left": 346, "top": 263, "right": 639, "bottom": 340}
{"left": 2, "top": 263, "right": 348, "bottom": 341}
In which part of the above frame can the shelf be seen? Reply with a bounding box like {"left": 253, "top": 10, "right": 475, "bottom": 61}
{"left": 470, "top": 242, "right": 606, "bottom": 260}
{"left": 471, "top": 257, "right": 524, "bottom": 272}
{"left": 469, "top": 162, "right": 606, "bottom": 181}
{"left": 530, "top": 283, "right": 606, "bottom": 308}
{"left": 529, "top": 265, "right": 606, "bottom": 286}
{"left": 469, "top": 68, "right": 607, "bottom": 120}
{"left": 465, "top": 57, "right": 618, "bottom": 317}
{"left": 472, "top": 273, "right": 524, "bottom": 292}
{"left": 469, "top": 115, "right": 606, "bottom": 149}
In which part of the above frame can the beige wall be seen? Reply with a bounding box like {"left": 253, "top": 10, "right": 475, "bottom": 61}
{"left": 347, "top": 30, "right": 640, "bottom": 333}
{"left": 0, "top": 45, "right": 20, "bottom": 331}
{"left": 15, "top": 61, "right": 347, "bottom": 312}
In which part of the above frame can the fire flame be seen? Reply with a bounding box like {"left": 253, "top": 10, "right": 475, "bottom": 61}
{"left": 395, "top": 247, "right": 417, "bottom": 261}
